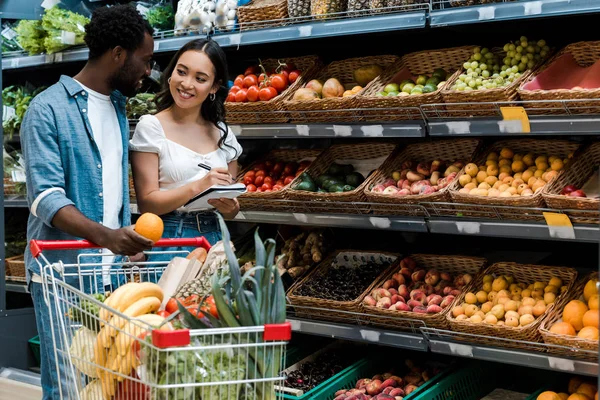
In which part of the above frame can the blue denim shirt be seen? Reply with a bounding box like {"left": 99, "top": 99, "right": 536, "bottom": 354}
{"left": 20, "top": 76, "right": 131, "bottom": 291}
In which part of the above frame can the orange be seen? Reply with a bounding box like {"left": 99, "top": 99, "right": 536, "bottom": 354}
{"left": 577, "top": 326, "right": 599, "bottom": 341}
{"left": 583, "top": 310, "right": 599, "bottom": 328}
{"left": 568, "top": 395, "right": 591, "bottom": 400}
{"left": 589, "top": 294, "right": 599, "bottom": 311}
{"left": 563, "top": 300, "right": 589, "bottom": 331}
{"left": 584, "top": 279, "right": 598, "bottom": 301}
{"left": 537, "top": 392, "right": 563, "bottom": 400}
{"left": 576, "top": 384, "right": 598, "bottom": 400}
{"left": 134, "top": 213, "right": 164, "bottom": 242}
{"left": 549, "top": 321, "right": 576, "bottom": 336}
{"left": 559, "top": 394, "right": 570, "bottom": 400}
{"left": 570, "top": 377, "right": 585, "bottom": 394}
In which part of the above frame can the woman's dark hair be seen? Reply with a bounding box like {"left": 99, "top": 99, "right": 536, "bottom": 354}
{"left": 85, "top": 4, "right": 153, "bottom": 60}
{"left": 155, "top": 39, "right": 236, "bottom": 157}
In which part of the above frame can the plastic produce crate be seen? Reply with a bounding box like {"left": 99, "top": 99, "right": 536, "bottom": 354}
{"left": 28, "top": 336, "right": 40, "bottom": 367}
{"left": 310, "top": 357, "right": 453, "bottom": 400}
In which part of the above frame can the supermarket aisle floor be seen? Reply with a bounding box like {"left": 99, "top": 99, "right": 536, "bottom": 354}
{"left": 0, "top": 377, "right": 41, "bottom": 399}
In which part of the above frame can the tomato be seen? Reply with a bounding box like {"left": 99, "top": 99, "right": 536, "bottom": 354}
{"left": 289, "top": 70, "right": 300, "bottom": 83}
{"left": 226, "top": 92, "right": 237, "bottom": 102}
{"left": 185, "top": 294, "right": 200, "bottom": 305}
{"left": 132, "top": 331, "right": 150, "bottom": 360}
{"left": 276, "top": 178, "right": 284, "bottom": 185}
{"left": 243, "top": 74, "right": 258, "bottom": 88}
{"left": 280, "top": 70, "right": 289, "bottom": 82}
{"left": 272, "top": 185, "right": 283, "bottom": 191}
{"left": 246, "top": 85, "right": 259, "bottom": 102}
{"left": 284, "top": 176, "right": 294, "bottom": 185}
{"left": 264, "top": 176, "right": 274, "bottom": 185}
{"left": 258, "top": 73, "right": 268, "bottom": 83}
{"left": 265, "top": 160, "right": 274, "bottom": 171}
{"left": 234, "top": 75, "right": 244, "bottom": 88}
{"left": 244, "top": 66, "right": 259, "bottom": 76}
{"left": 273, "top": 162, "right": 284, "bottom": 173}
{"left": 165, "top": 298, "right": 178, "bottom": 314}
{"left": 270, "top": 74, "right": 288, "bottom": 93}
{"left": 261, "top": 183, "right": 272, "bottom": 191}
{"left": 254, "top": 176, "right": 264, "bottom": 186}
{"left": 157, "top": 310, "right": 171, "bottom": 318}
{"left": 247, "top": 184, "right": 257, "bottom": 192}
{"left": 186, "top": 306, "right": 204, "bottom": 319}
{"left": 235, "top": 89, "right": 248, "bottom": 103}
{"left": 244, "top": 170, "right": 255, "bottom": 178}
{"left": 255, "top": 170, "right": 266, "bottom": 177}
{"left": 229, "top": 85, "right": 241, "bottom": 94}
{"left": 264, "top": 189, "right": 272, "bottom": 193}
{"left": 283, "top": 166, "right": 295, "bottom": 175}
{"left": 200, "top": 297, "right": 218, "bottom": 318}
{"left": 259, "top": 86, "right": 277, "bottom": 101}
{"left": 256, "top": 187, "right": 263, "bottom": 192}
{"left": 253, "top": 162, "right": 266, "bottom": 171}
{"left": 243, "top": 176, "right": 254, "bottom": 185}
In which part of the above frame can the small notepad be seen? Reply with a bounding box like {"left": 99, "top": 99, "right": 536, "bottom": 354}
{"left": 181, "top": 183, "right": 246, "bottom": 212}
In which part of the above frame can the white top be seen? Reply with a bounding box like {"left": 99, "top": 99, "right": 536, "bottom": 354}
{"left": 129, "top": 114, "right": 242, "bottom": 191}
{"left": 75, "top": 79, "right": 123, "bottom": 285}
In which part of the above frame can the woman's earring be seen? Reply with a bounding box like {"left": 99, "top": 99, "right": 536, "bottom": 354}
{"left": 209, "top": 93, "right": 216, "bottom": 101}
{"left": 168, "top": 77, "right": 171, "bottom": 84}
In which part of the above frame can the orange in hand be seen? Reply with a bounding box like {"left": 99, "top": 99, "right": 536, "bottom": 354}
{"left": 134, "top": 213, "right": 164, "bottom": 242}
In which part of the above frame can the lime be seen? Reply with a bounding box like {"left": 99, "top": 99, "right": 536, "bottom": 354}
{"left": 384, "top": 83, "right": 399, "bottom": 93}
{"left": 401, "top": 83, "right": 415, "bottom": 93}
{"left": 416, "top": 75, "right": 428, "bottom": 85}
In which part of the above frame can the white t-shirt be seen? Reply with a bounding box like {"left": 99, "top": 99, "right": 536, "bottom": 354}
{"left": 130, "top": 114, "right": 242, "bottom": 192}
{"left": 75, "top": 80, "right": 123, "bottom": 285}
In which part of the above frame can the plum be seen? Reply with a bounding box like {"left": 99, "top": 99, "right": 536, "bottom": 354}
{"left": 425, "top": 270, "right": 440, "bottom": 286}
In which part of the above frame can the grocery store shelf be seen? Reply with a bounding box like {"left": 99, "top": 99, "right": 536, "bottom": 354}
{"left": 288, "top": 318, "right": 428, "bottom": 352}
{"left": 4, "top": 198, "right": 27, "bottom": 208}
{"left": 430, "top": 0, "right": 600, "bottom": 27}
{"left": 229, "top": 122, "right": 425, "bottom": 138}
{"left": 427, "top": 218, "right": 600, "bottom": 243}
{"left": 5, "top": 283, "right": 28, "bottom": 294}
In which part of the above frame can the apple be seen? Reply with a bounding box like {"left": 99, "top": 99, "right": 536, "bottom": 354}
{"left": 568, "top": 190, "right": 587, "bottom": 198}
{"left": 561, "top": 185, "right": 578, "bottom": 195}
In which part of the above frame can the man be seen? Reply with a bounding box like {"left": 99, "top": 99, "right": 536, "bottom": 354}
{"left": 20, "top": 5, "right": 155, "bottom": 398}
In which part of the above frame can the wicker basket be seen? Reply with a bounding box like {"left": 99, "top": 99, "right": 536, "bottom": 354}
{"left": 362, "top": 254, "right": 487, "bottom": 331}
{"left": 364, "top": 139, "right": 481, "bottom": 217}
{"left": 448, "top": 0, "right": 516, "bottom": 6}
{"left": 518, "top": 41, "right": 600, "bottom": 115}
{"left": 225, "top": 55, "right": 321, "bottom": 124}
{"left": 3, "top": 177, "right": 18, "bottom": 197}
{"left": 5, "top": 255, "right": 26, "bottom": 283}
{"left": 287, "top": 250, "right": 400, "bottom": 324}
{"left": 447, "top": 262, "right": 578, "bottom": 350}
{"left": 237, "top": 0, "right": 289, "bottom": 31}
{"left": 542, "top": 142, "right": 600, "bottom": 224}
{"left": 284, "top": 56, "right": 399, "bottom": 124}
{"left": 448, "top": 139, "right": 581, "bottom": 221}
{"left": 359, "top": 46, "right": 475, "bottom": 122}
{"left": 286, "top": 142, "right": 397, "bottom": 214}
{"left": 236, "top": 149, "right": 322, "bottom": 212}
{"left": 539, "top": 272, "right": 598, "bottom": 360}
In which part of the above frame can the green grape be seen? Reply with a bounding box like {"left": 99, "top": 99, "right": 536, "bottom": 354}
{"left": 511, "top": 66, "right": 519, "bottom": 73}
{"left": 475, "top": 68, "right": 482, "bottom": 74}
{"left": 493, "top": 65, "right": 500, "bottom": 72}
{"left": 521, "top": 41, "right": 528, "bottom": 48}
{"left": 503, "top": 57, "right": 511, "bottom": 65}
{"left": 516, "top": 46, "right": 524, "bottom": 53}
{"left": 464, "top": 86, "right": 474, "bottom": 91}
{"left": 537, "top": 39, "right": 546, "bottom": 47}
{"left": 507, "top": 50, "right": 514, "bottom": 58}
{"left": 476, "top": 78, "right": 483, "bottom": 84}
{"left": 534, "top": 45, "right": 541, "bottom": 53}
{"left": 540, "top": 50, "right": 548, "bottom": 58}
{"left": 468, "top": 80, "right": 477, "bottom": 88}
{"left": 518, "top": 63, "right": 527, "bottom": 72}
{"left": 482, "top": 70, "right": 490, "bottom": 78}
{"left": 509, "top": 44, "right": 516, "bottom": 51}
{"left": 520, "top": 36, "right": 528, "bottom": 42}
{"left": 500, "top": 71, "right": 507, "bottom": 78}
{"left": 471, "top": 61, "right": 479, "bottom": 69}
{"left": 473, "top": 53, "right": 482, "bottom": 61}
{"left": 485, "top": 52, "right": 495, "bottom": 60}
{"left": 501, "top": 65, "right": 509, "bottom": 71}
{"left": 543, "top": 45, "right": 550, "bottom": 52}
{"left": 503, "top": 44, "right": 510, "bottom": 52}
{"left": 526, "top": 53, "right": 534, "bottom": 61}
{"left": 511, "top": 58, "right": 520, "bottom": 66}
{"left": 527, "top": 60, "right": 535, "bottom": 69}
{"left": 527, "top": 45, "right": 535, "bottom": 53}
{"left": 479, "top": 63, "right": 487, "bottom": 70}
{"left": 463, "top": 62, "right": 471, "bottom": 69}
{"left": 473, "top": 47, "right": 481, "bottom": 54}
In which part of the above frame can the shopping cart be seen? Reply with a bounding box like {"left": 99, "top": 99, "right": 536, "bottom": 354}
{"left": 31, "top": 238, "right": 291, "bottom": 400}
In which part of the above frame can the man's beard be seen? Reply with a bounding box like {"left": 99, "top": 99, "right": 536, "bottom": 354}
{"left": 109, "top": 56, "right": 141, "bottom": 98}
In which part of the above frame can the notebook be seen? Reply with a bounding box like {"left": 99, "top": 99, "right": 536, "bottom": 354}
{"left": 181, "top": 183, "right": 247, "bottom": 212}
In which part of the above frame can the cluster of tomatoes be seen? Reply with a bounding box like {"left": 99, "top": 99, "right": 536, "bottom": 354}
{"left": 226, "top": 62, "right": 302, "bottom": 103}
{"left": 163, "top": 294, "right": 218, "bottom": 319}
{"left": 242, "top": 160, "right": 311, "bottom": 192}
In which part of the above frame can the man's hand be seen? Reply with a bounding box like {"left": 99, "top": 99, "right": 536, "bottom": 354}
{"left": 98, "top": 226, "right": 154, "bottom": 256}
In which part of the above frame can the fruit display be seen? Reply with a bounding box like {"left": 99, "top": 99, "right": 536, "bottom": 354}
{"left": 293, "top": 78, "right": 363, "bottom": 100}
{"left": 226, "top": 60, "right": 303, "bottom": 103}
{"left": 547, "top": 275, "right": 599, "bottom": 341}
{"left": 174, "top": 0, "right": 239, "bottom": 34}
{"left": 456, "top": 146, "right": 572, "bottom": 198}
{"left": 450, "top": 269, "right": 568, "bottom": 328}
{"left": 537, "top": 376, "right": 598, "bottom": 400}
{"left": 449, "top": 37, "right": 550, "bottom": 92}
{"left": 376, "top": 68, "right": 451, "bottom": 97}
{"left": 332, "top": 358, "right": 445, "bottom": 399}
{"left": 369, "top": 159, "right": 462, "bottom": 197}
{"left": 240, "top": 159, "right": 311, "bottom": 193}
{"left": 292, "top": 162, "right": 365, "bottom": 193}
{"left": 275, "top": 229, "right": 332, "bottom": 280}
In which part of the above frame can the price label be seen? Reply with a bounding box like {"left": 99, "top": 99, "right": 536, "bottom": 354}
{"left": 11, "top": 170, "right": 26, "bottom": 183}
{"left": 41, "top": 0, "right": 60, "bottom": 9}
{"left": 500, "top": 106, "right": 530, "bottom": 133}
{"left": 1, "top": 27, "right": 17, "bottom": 40}
{"left": 543, "top": 212, "right": 576, "bottom": 240}
{"left": 10, "top": 58, "right": 20, "bottom": 68}
{"left": 2, "top": 106, "right": 16, "bottom": 122}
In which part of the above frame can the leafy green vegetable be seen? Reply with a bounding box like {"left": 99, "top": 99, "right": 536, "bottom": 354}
{"left": 14, "top": 20, "right": 46, "bottom": 55}
{"left": 126, "top": 93, "right": 157, "bottom": 119}
{"left": 2, "top": 85, "right": 46, "bottom": 138}
{"left": 68, "top": 293, "right": 106, "bottom": 332}
{"left": 41, "top": 6, "right": 89, "bottom": 54}
{"left": 146, "top": 4, "right": 175, "bottom": 31}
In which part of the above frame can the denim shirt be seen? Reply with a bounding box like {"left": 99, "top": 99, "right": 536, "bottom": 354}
{"left": 20, "top": 76, "right": 131, "bottom": 291}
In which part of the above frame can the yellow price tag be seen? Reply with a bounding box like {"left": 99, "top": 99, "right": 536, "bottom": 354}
{"left": 500, "top": 106, "right": 530, "bottom": 133}
{"left": 543, "top": 212, "right": 575, "bottom": 239}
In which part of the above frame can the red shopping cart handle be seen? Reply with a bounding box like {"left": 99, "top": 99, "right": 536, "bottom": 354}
{"left": 30, "top": 237, "right": 211, "bottom": 258}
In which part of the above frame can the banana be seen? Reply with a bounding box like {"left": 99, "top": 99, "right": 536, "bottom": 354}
{"left": 107, "top": 297, "right": 162, "bottom": 337}
{"left": 116, "top": 314, "right": 169, "bottom": 356}
{"left": 117, "top": 282, "right": 164, "bottom": 312}
{"left": 99, "top": 283, "right": 140, "bottom": 325}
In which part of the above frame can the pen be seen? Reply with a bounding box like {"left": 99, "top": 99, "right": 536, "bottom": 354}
{"left": 198, "top": 163, "right": 212, "bottom": 171}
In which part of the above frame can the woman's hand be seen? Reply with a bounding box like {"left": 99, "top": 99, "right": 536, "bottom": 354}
{"left": 208, "top": 198, "right": 240, "bottom": 219}
{"left": 194, "top": 168, "right": 233, "bottom": 193}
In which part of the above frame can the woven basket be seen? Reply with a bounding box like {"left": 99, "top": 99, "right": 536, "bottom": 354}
{"left": 286, "top": 142, "right": 397, "bottom": 214}
{"left": 284, "top": 56, "right": 399, "bottom": 124}
{"left": 359, "top": 46, "right": 475, "bottom": 122}
{"left": 542, "top": 142, "right": 600, "bottom": 224}
{"left": 539, "top": 272, "right": 598, "bottom": 360}
{"left": 448, "top": 139, "right": 580, "bottom": 221}
{"left": 237, "top": 0, "right": 288, "bottom": 31}
{"left": 3, "top": 177, "right": 18, "bottom": 197}
{"left": 448, "top": 0, "right": 516, "bottom": 6}
{"left": 287, "top": 250, "right": 400, "bottom": 324}
{"left": 446, "top": 262, "right": 577, "bottom": 350}
{"left": 364, "top": 139, "right": 481, "bottom": 217}
{"left": 225, "top": 55, "right": 321, "bottom": 124}
{"left": 5, "top": 255, "right": 26, "bottom": 283}
{"left": 518, "top": 41, "right": 600, "bottom": 115}
{"left": 362, "top": 254, "right": 487, "bottom": 331}
{"left": 236, "top": 149, "right": 322, "bottom": 212}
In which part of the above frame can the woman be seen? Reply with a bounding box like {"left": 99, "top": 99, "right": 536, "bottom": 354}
{"left": 130, "top": 39, "right": 241, "bottom": 261}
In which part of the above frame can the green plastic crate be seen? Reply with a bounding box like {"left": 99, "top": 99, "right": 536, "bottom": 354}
{"left": 29, "top": 336, "right": 40, "bottom": 367}
{"left": 309, "top": 357, "right": 454, "bottom": 400}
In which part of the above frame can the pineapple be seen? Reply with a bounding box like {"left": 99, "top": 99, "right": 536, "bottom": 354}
{"left": 288, "top": 0, "right": 311, "bottom": 18}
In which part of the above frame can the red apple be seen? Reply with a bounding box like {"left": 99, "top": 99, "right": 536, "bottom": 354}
{"left": 561, "top": 185, "right": 578, "bottom": 195}
{"left": 568, "top": 190, "right": 587, "bottom": 198}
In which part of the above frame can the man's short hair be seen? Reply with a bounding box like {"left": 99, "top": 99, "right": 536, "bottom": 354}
{"left": 84, "top": 4, "right": 153, "bottom": 60}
